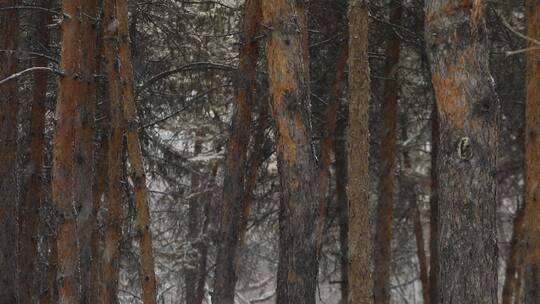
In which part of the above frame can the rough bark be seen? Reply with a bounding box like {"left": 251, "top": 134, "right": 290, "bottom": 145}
{"left": 262, "top": 0, "right": 319, "bottom": 303}
{"left": 76, "top": 0, "right": 99, "bottom": 301}
{"left": 523, "top": 1, "right": 540, "bottom": 302}
{"left": 213, "top": 0, "right": 261, "bottom": 302}
{"left": 502, "top": 203, "right": 525, "bottom": 304}
{"left": 101, "top": 0, "right": 124, "bottom": 301}
{"left": 18, "top": 1, "right": 50, "bottom": 302}
{"left": 53, "top": 0, "right": 85, "bottom": 301}
{"left": 425, "top": 1, "right": 499, "bottom": 303}
{"left": 0, "top": 1, "right": 19, "bottom": 302}
{"left": 346, "top": 1, "right": 372, "bottom": 304}
{"left": 117, "top": 0, "right": 158, "bottom": 301}
{"left": 316, "top": 37, "right": 348, "bottom": 255}
{"left": 373, "top": 2, "right": 402, "bottom": 303}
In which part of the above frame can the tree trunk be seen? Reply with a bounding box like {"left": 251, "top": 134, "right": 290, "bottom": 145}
{"left": 428, "top": 94, "right": 440, "bottom": 304}
{"left": 101, "top": 0, "right": 124, "bottom": 300}
{"left": 425, "top": 1, "right": 499, "bottom": 303}
{"left": 401, "top": 109, "right": 429, "bottom": 304}
{"left": 18, "top": 1, "right": 50, "bottom": 302}
{"left": 373, "top": 2, "right": 401, "bottom": 303}
{"left": 523, "top": 0, "right": 540, "bottom": 302}
{"left": 76, "top": 0, "right": 99, "bottom": 301}
{"left": 262, "top": 1, "right": 319, "bottom": 303}
{"left": 502, "top": 202, "right": 526, "bottom": 304}
{"left": 0, "top": 1, "right": 19, "bottom": 302}
{"left": 186, "top": 140, "right": 202, "bottom": 304}
{"left": 213, "top": 0, "right": 261, "bottom": 302}
{"left": 334, "top": 102, "right": 348, "bottom": 304}
{"left": 53, "top": 0, "right": 85, "bottom": 301}
{"left": 316, "top": 36, "right": 348, "bottom": 255}
{"left": 89, "top": 96, "right": 110, "bottom": 304}
{"left": 116, "top": 0, "right": 158, "bottom": 301}
{"left": 346, "top": 1, "right": 372, "bottom": 303}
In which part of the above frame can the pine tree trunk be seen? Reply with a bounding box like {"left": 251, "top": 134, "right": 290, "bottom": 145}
{"left": 77, "top": 0, "right": 99, "bottom": 301}
{"left": 373, "top": 2, "right": 401, "bottom": 303}
{"left": 53, "top": 0, "right": 86, "bottom": 301}
{"left": 18, "top": 1, "right": 50, "bottom": 302}
{"left": 346, "top": 1, "right": 372, "bottom": 303}
{"left": 101, "top": 0, "right": 124, "bottom": 301}
{"left": 213, "top": 0, "right": 261, "bottom": 302}
{"left": 316, "top": 37, "right": 348, "bottom": 255}
{"left": 523, "top": 0, "right": 540, "bottom": 302}
{"left": 425, "top": 1, "right": 499, "bottom": 303}
{"left": 186, "top": 140, "right": 202, "bottom": 304}
{"left": 0, "top": 1, "right": 19, "bottom": 302}
{"left": 428, "top": 96, "right": 440, "bottom": 304}
{"left": 89, "top": 97, "right": 110, "bottom": 304}
{"left": 116, "top": 0, "right": 158, "bottom": 301}
{"left": 262, "top": 1, "right": 319, "bottom": 303}
{"left": 334, "top": 104, "right": 348, "bottom": 304}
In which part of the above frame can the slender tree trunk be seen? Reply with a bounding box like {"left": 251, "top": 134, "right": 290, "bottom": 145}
{"left": 425, "top": 1, "right": 499, "bottom": 303}
{"left": 77, "top": 0, "right": 99, "bottom": 301}
{"left": 374, "top": 2, "right": 402, "bottom": 303}
{"left": 502, "top": 203, "right": 526, "bottom": 304}
{"left": 237, "top": 105, "right": 270, "bottom": 249}
{"left": 53, "top": 0, "right": 86, "bottom": 301}
{"left": 18, "top": 1, "right": 50, "bottom": 302}
{"left": 0, "top": 1, "right": 19, "bottom": 302}
{"left": 186, "top": 140, "right": 202, "bottom": 304}
{"left": 262, "top": 1, "right": 319, "bottom": 303}
{"left": 316, "top": 36, "right": 349, "bottom": 255}
{"left": 89, "top": 96, "right": 110, "bottom": 304}
{"left": 213, "top": 1, "right": 261, "bottom": 302}
{"left": 101, "top": 0, "right": 124, "bottom": 301}
{"left": 523, "top": 1, "right": 540, "bottom": 302}
{"left": 116, "top": 0, "right": 158, "bottom": 301}
{"left": 347, "top": 1, "right": 372, "bottom": 303}
{"left": 401, "top": 110, "right": 429, "bottom": 304}
{"left": 428, "top": 94, "right": 440, "bottom": 304}
{"left": 334, "top": 103, "right": 348, "bottom": 304}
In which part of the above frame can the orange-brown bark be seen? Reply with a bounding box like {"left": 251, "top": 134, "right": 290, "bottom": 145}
{"left": 53, "top": 0, "right": 83, "bottom": 301}
{"left": 316, "top": 37, "right": 349, "bottom": 255}
{"left": 426, "top": 0, "right": 499, "bottom": 302}
{"left": 347, "top": 1, "right": 372, "bottom": 304}
{"left": 0, "top": 0, "right": 19, "bottom": 302}
{"left": 374, "top": 2, "right": 402, "bottom": 303}
{"left": 263, "top": 0, "right": 320, "bottom": 303}
{"left": 523, "top": 0, "right": 540, "bottom": 302}
{"left": 101, "top": 0, "right": 124, "bottom": 301}
{"left": 117, "top": 0, "right": 158, "bottom": 301}
{"left": 213, "top": 0, "right": 261, "bottom": 302}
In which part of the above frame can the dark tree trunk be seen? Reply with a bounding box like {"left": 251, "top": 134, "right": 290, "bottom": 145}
{"left": 425, "top": 1, "right": 499, "bottom": 303}
{"left": 212, "top": 0, "right": 261, "bottom": 302}
{"left": 18, "top": 1, "right": 51, "bottom": 302}
{"left": 262, "top": 1, "right": 319, "bottom": 303}
{"left": 0, "top": 0, "right": 19, "bottom": 302}
{"left": 76, "top": 0, "right": 99, "bottom": 301}
{"left": 374, "top": 1, "right": 402, "bottom": 303}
